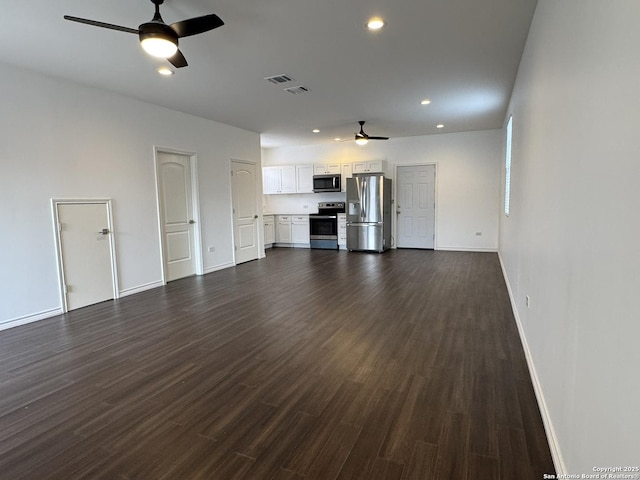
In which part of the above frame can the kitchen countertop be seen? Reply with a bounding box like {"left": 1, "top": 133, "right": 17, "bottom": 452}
{"left": 262, "top": 212, "right": 316, "bottom": 216}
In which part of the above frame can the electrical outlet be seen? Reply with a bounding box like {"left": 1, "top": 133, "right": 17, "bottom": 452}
{"left": 208, "top": 246, "right": 215, "bottom": 253}
{"left": 525, "top": 295, "right": 531, "bottom": 308}
{"left": 475, "top": 231, "right": 482, "bottom": 236}
{"left": 303, "top": 204, "right": 308, "bottom": 209}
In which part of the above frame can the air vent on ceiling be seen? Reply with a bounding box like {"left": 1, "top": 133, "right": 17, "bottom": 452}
{"left": 264, "top": 74, "right": 294, "bottom": 84}
{"left": 284, "top": 85, "right": 310, "bottom": 95}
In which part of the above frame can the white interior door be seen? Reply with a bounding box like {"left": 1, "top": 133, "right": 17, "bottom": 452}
{"left": 231, "top": 160, "right": 259, "bottom": 264}
{"left": 57, "top": 202, "right": 115, "bottom": 311}
{"left": 397, "top": 165, "right": 436, "bottom": 249}
{"left": 157, "top": 152, "right": 197, "bottom": 281}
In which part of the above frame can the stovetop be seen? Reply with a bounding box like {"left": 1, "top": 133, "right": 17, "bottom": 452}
{"left": 312, "top": 202, "right": 345, "bottom": 215}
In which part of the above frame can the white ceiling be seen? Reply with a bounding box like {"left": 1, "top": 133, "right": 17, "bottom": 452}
{"left": 0, "top": 0, "right": 537, "bottom": 148}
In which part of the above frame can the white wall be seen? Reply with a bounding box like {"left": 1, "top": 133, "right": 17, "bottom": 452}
{"left": 263, "top": 129, "right": 502, "bottom": 251}
{"left": 0, "top": 62, "right": 261, "bottom": 328}
{"left": 500, "top": 0, "right": 640, "bottom": 474}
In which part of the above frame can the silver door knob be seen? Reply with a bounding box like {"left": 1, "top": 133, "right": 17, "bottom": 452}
{"left": 188, "top": 220, "right": 196, "bottom": 224}
{"left": 99, "top": 228, "right": 109, "bottom": 235}
{"left": 254, "top": 215, "right": 259, "bottom": 219}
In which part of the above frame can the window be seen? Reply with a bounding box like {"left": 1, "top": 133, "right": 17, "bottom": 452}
{"left": 504, "top": 115, "right": 513, "bottom": 216}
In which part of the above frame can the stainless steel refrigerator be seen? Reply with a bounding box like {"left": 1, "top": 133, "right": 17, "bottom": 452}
{"left": 346, "top": 174, "right": 392, "bottom": 252}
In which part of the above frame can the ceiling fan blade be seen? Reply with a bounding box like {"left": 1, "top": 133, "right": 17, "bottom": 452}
{"left": 63, "top": 15, "right": 139, "bottom": 34}
{"left": 170, "top": 14, "right": 224, "bottom": 38}
{"left": 168, "top": 49, "right": 188, "bottom": 68}
{"left": 368, "top": 136, "right": 389, "bottom": 140}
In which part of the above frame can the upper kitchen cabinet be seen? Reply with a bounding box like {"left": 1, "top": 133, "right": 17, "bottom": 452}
{"left": 341, "top": 163, "right": 352, "bottom": 192}
{"left": 263, "top": 165, "right": 314, "bottom": 194}
{"left": 352, "top": 160, "right": 386, "bottom": 174}
{"left": 296, "top": 165, "right": 314, "bottom": 193}
{"left": 314, "top": 163, "right": 341, "bottom": 175}
{"left": 263, "top": 166, "right": 296, "bottom": 194}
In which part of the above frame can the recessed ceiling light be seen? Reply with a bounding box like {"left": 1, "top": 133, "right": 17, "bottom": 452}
{"left": 436, "top": 124, "right": 445, "bottom": 129}
{"left": 334, "top": 138, "right": 341, "bottom": 142}
{"left": 420, "top": 99, "right": 431, "bottom": 105}
{"left": 367, "top": 17, "right": 385, "bottom": 30}
{"left": 157, "top": 67, "right": 174, "bottom": 76}
{"left": 312, "top": 129, "right": 320, "bottom": 133}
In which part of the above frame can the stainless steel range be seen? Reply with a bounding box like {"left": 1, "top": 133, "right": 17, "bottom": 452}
{"left": 309, "top": 202, "right": 345, "bottom": 250}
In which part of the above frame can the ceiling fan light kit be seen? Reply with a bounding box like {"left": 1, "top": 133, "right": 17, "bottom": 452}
{"left": 139, "top": 25, "right": 178, "bottom": 58}
{"left": 141, "top": 38, "right": 177, "bottom": 58}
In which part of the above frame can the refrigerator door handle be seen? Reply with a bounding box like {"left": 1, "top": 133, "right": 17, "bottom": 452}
{"left": 361, "top": 180, "right": 367, "bottom": 219}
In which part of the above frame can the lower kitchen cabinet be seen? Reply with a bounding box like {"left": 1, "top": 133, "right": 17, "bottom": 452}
{"left": 274, "top": 215, "right": 309, "bottom": 247}
{"left": 291, "top": 215, "right": 310, "bottom": 245}
{"left": 263, "top": 215, "right": 275, "bottom": 247}
{"left": 338, "top": 213, "right": 347, "bottom": 249}
{"left": 276, "top": 215, "right": 292, "bottom": 244}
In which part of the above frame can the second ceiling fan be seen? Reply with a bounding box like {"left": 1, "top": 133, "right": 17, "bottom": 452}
{"left": 64, "top": 0, "right": 224, "bottom": 68}
{"left": 354, "top": 121, "right": 389, "bottom": 145}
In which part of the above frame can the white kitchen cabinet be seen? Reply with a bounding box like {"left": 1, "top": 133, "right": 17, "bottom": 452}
{"left": 296, "top": 165, "right": 314, "bottom": 193}
{"left": 263, "top": 215, "right": 275, "bottom": 247}
{"left": 281, "top": 167, "right": 297, "bottom": 192}
{"left": 263, "top": 166, "right": 296, "bottom": 194}
{"left": 338, "top": 213, "right": 347, "bottom": 249}
{"left": 352, "top": 160, "right": 386, "bottom": 174}
{"left": 291, "top": 215, "right": 310, "bottom": 245}
{"left": 276, "top": 215, "right": 292, "bottom": 243}
{"left": 314, "top": 163, "right": 341, "bottom": 175}
{"left": 263, "top": 167, "right": 280, "bottom": 194}
{"left": 341, "top": 163, "right": 352, "bottom": 192}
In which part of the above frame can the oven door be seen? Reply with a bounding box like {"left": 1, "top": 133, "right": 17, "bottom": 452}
{"left": 309, "top": 215, "right": 338, "bottom": 249}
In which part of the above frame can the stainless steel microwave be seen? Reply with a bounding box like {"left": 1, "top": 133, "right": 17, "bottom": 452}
{"left": 312, "top": 174, "right": 341, "bottom": 193}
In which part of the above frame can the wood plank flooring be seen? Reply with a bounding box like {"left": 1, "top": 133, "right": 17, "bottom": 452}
{"left": 0, "top": 249, "right": 556, "bottom": 479}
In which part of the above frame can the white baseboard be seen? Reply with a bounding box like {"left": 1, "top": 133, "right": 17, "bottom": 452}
{"left": 119, "top": 280, "right": 165, "bottom": 297}
{"left": 0, "top": 307, "right": 64, "bottom": 332}
{"left": 497, "top": 252, "right": 566, "bottom": 475}
{"left": 203, "top": 262, "right": 235, "bottom": 275}
{"left": 436, "top": 246, "right": 498, "bottom": 252}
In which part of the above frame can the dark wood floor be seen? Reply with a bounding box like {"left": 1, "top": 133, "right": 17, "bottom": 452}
{"left": 0, "top": 248, "right": 555, "bottom": 479}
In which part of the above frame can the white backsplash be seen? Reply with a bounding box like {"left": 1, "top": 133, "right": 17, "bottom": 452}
{"left": 263, "top": 192, "right": 346, "bottom": 215}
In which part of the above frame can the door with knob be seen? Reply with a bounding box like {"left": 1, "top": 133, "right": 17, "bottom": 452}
{"left": 54, "top": 200, "right": 117, "bottom": 311}
{"left": 231, "top": 160, "right": 259, "bottom": 264}
{"left": 157, "top": 151, "right": 198, "bottom": 281}
{"left": 396, "top": 165, "right": 436, "bottom": 249}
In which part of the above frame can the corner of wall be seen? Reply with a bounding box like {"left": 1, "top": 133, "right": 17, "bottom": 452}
{"left": 497, "top": 251, "right": 566, "bottom": 475}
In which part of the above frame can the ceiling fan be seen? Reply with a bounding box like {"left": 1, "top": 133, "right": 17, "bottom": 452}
{"left": 64, "top": 0, "right": 224, "bottom": 68}
{"left": 354, "top": 121, "right": 389, "bottom": 145}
